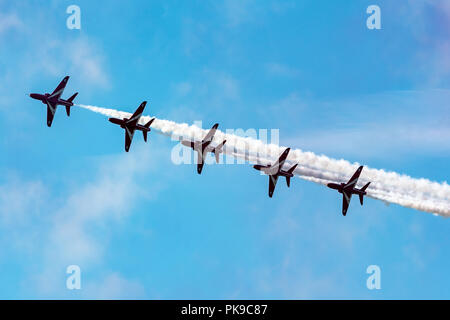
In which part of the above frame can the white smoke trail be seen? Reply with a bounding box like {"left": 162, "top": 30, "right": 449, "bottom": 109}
{"left": 77, "top": 104, "right": 450, "bottom": 217}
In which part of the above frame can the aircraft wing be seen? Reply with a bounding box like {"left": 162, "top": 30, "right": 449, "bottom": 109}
{"left": 270, "top": 148, "right": 290, "bottom": 174}
{"left": 202, "top": 123, "right": 219, "bottom": 145}
{"left": 342, "top": 190, "right": 352, "bottom": 216}
{"left": 344, "top": 166, "right": 363, "bottom": 189}
{"left": 46, "top": 101, "right": 57, "bottom": 127}
{"left": 49, "top": 76, "right": 69, "bottom": 100}
{"left": 204, "top": 140, "right": 224, "bottom": 153}
{"left": 268, "top": 174, "right": 279, "bottom": 198}
{"left": 181, "top": 140, "right": 196, "bottom": 149}
{"left": 126, "top": 101, "right": 147, "bottom": 127}
{"left": 197, "top": 151, "right": 205, "bottom": 174}
{"left": 124, "top": 126, "right": 135, "bottom": 152}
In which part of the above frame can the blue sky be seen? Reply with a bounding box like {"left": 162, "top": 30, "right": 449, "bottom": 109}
{"left": 0, "top": 0, "right": 449, "bottom": 299}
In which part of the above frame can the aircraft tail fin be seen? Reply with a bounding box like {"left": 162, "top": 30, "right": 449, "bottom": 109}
{"left": 68, "top": 92, "right": 78, "bottom": 103}
{"left": 213, "top": 140, "right": 226, "bottom": 163}
{"left": 142, "top": 119, "right": 155, "bottom": 142}
{"left": 361, "top": 182, "right": 371, "bottom": 192}
{"left": 144, "top": 118, "right": 155, "bottom": 128}
{"left": 65, "top": 92, "right": 78, "bottom": 117}
{"left": 286, "top": 177, "right": 291, "bottom": 187}
{"left": 359, "top": 182, "right": 370, "bottom": 205}
{"left": 287, "top": 163, "right": 298, "bottom": 174}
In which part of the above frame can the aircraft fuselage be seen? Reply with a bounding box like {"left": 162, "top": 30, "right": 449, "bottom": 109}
{"left": 29, "top": 93, "right": 74, "bottom": 107}
{"left": 327, "top": 182, "right": 367, "bottom": 196}
{"left": 254, "top": 165, "right": 294, "bottom": 178}
{"left": 200, "top": 140, "right": 212, "bottom": 154}
{"left": 180, "top": 123, "right": 225, "bottom": 174}
{"left": 108, "top": 117, "right": 151, "bottom": 132}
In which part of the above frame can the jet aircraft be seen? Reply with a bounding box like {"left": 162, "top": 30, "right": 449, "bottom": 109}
{"left": 327, "top": 166, "right": 371, "bottom": 216}
{"left": 180, "top": 123, "right": 226, "bottom": 174}
{"left": 108, "top": 101, "right": 155, "bottom": 152}
{"left": 29, "top": 76, "right": 78, "bottom": 127}
{"left": 253, "top": 148, "right": 298, "bottom": 198}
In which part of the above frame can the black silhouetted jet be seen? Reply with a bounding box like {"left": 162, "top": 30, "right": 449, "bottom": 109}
{"left": 108, "top": 101, "right": 155, "bottom": 152}
{"left": 327, "top": 166, "right": 371, "bottom": 216}
{"left": 29, "top": 76, "right": 78, "bottom": 127}
{"left": 253, "top": 148, "right": 298, "bottom": 198}
{"left": 181, "top": 123, "right": 226, "bottom": 174}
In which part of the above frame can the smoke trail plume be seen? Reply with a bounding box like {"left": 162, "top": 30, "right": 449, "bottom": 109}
{"left": 77, "top": 104, "right": 450, "bottom": 217}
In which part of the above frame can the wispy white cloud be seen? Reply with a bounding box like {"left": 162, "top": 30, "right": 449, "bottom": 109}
{"left": 393, "top": 0, "right": 450, "bottom": 87}
{"left": 173, "top": 81, "right": 193, "bottom": 97}
{"left": 66, "top": 38, "right": 110, "bottom": 89}
{"left": 259, "top": 92, "right": 307, "bottom": 123}
{"left": 45, "top": 145, "right": 158, "bottom": 265}
{"left": 165, "top": 70, "right": 241, "bottom": 122}
{"left": 19, "top": 36, "right": 110, "bottom": 90}
{"left": 265, "top": 62, "right": 299, "bottom": 78}
{"left": 212, "top": 71, "right": 240, "bottom": 100}
{"left": 0, "top": 12, "right": 23, "bottom": 35}
{"left": 0, "top": 176, "right": 46, "bottom": 226}
{"left": 0, "top": 6, "right": 110, "bottom": 138}
{"left": 219, "top": 0, "right": 258, "bottom": 27}
{"left": 215, "top": 0, "right": 296, "bottom": 28}
{"left": 0, "top": 144, "right": 171, "bottom": 297}
{"left": 234, "top": 197, "right": 378, "bottom": 299}
{"left": 82, "top": 273, "right": 146, "bottom": 299}
{"left": 181, "top": 18, "right": 208, "bottom": 57}
{"left": 0, "top": 175, "right": 48, "bottom": 257}
{"left": 0, "top": 5, "right": 110, "bottom": 111}
{"left": 261, "top": 89, "right": 450, "bottom": 158}
{"left": 286, "top": 123, "right": 450, "bottom": 158}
